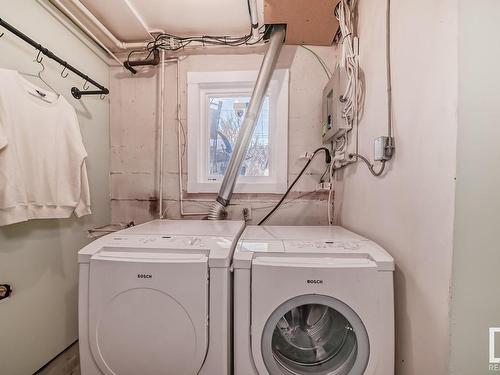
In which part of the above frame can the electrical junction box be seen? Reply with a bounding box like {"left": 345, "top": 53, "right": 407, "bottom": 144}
{"left": 322, "top": 66, "right": 350, "bottom": 143}
{"left": 374, "top": 136, "right": 392, "bottom": 161}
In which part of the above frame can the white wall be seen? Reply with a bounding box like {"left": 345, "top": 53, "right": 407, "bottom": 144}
{"left": 0, "top": 1, "right": 110, "bottom": 374}
{"left": 110, "top": 46, "right": 335, "bottom": 225}
{"left": 449, "top": 1, "right": 500, "bottom": 373}
{"left": 333, "top": 0, "right": 458, "bottom": 374}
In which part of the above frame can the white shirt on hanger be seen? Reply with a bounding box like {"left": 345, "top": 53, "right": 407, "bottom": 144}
{"left": 0, "top": 68, "right": 91, "bottom": 226}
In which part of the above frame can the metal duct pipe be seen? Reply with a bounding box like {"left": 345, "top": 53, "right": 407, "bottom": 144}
{"left": 208, "top": 25, "right": 286, "bottom": 220}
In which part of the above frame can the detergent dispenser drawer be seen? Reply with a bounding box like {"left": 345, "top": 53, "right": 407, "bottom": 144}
{"left": 88, "top": 251, "right": 209, "bottom": 375}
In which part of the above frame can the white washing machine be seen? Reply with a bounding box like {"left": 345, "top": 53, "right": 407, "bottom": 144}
{"left": 78, "top": 219, "right": 245, "bottom": 375}
{"left": 233, "top": 226, "right": 394, "bottom": 375}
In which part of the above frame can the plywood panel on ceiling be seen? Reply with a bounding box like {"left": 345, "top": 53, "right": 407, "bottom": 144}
{"left": 264, "top": 0, "right": 341, "bottom": 45}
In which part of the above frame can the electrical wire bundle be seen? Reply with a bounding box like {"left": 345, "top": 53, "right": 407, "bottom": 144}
{"left": 125, "top": 26, "right": 268, "bottom": 69}
{"left": 335, "top": 0, "right": 359, "bottom": 130}
{"left": 146, "top": 25, "right": 268, "bottom": 53}
{"left": 126, "top": 0, "right": 268, "bottom": 66}
{"left": 333, "top": 0, "right": 394, "bottom": 177}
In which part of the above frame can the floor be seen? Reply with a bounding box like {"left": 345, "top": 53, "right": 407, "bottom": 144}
{"left": 35, "top": 342, "right": 80, "bottom": 375}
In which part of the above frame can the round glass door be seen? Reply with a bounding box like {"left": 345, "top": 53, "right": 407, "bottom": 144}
{"left": 261, "top": 295, "right": 369, "bottom": 375}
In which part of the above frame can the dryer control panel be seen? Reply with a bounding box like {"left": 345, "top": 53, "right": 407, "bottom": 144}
{"left": 286, "top": 240, "right": 363, "bottom": 251}
{"left": 79, "top": 234, "right": 237, "bottom": 268}
{"left": 109, "top": 235, "right": 210, "bottom": 248}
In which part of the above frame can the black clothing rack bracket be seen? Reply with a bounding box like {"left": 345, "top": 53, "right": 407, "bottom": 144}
{"left": 0, "top": 17, "right": 109, "bottom": 99}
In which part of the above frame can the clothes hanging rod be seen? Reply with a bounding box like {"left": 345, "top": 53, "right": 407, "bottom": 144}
{"left": 0, "top": 17, "right": 109, "bottom": 99}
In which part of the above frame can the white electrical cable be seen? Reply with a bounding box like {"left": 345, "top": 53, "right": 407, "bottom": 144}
{"left": 176, "top": 59, "right": 211, "bottom": 217}
{"left": 299, "top": 45, "right": 332, "bottom": 79}
{"left": 332, "top": 134, "right": 348, "bottom": 168}
{"left": 336, "top": 0, "right": 359, "bottom": 130}
{"left": 335, "top": 0, "right": 394, "bottom": 177}
{"left": 327, "top": 161, "right": 334, "bottom": 225}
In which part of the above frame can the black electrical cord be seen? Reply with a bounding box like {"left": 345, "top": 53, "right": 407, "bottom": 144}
{"left": 258, "top": 147, "right": 332, "bottom": 226}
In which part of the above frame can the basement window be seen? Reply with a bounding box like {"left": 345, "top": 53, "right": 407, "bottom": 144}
{"left": 187, "top": 70, "right": 289, "bottom": 193}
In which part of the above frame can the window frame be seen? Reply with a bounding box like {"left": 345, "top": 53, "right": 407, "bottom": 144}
{"left": 187, "top": 69, "right": 289, "bottom": 194}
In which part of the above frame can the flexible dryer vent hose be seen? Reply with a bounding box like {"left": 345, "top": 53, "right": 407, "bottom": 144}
{"left": 208, "top": 25, "right": 286, "bottom": 220}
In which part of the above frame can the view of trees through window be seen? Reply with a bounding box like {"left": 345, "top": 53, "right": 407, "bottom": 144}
{"left": 208, "top": 96, "right": 270, "bottom": 178}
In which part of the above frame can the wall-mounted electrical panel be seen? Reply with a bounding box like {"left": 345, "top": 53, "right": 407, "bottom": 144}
{"left": 322, "top": 66, "right": 349, "bottom": 143}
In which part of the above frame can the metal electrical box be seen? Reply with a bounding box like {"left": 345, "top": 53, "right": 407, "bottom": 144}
{"left": 322, "top": 66, "right": 349, "bottom": 143}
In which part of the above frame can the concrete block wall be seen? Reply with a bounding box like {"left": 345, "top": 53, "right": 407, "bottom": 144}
{"left": 109, "top": 46, "right": 335, "bottom": 225}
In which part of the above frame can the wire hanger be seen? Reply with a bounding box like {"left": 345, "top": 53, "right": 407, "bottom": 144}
{"left": 19, "top": 51, "right": 58, "bottom": 96}
{"left": 34, "top": 51, "right": 57, "bottom": 94}
{"left": 0, "top": 17, "right": 110, "bottom": 99}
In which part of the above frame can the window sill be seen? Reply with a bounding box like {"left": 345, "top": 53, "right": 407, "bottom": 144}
{"left": 183, "top": 191, "right": 329, "bottom": 202}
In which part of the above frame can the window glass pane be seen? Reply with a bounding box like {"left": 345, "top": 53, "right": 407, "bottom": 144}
{"left": 208, "top": 96, "right": 270, "bottom": 178}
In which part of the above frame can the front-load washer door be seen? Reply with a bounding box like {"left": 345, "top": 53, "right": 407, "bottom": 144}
{"left": 260, "top": 294, "right": 369, "bottom": 375}
{"left": 87, "top": 251, "right": 209, "bottom": 375}
{"left": 252, "top": 257, "right": 374, "bottom": 375}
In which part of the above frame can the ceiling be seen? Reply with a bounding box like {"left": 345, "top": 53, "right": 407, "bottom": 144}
{"left": 51, "top": 0, "right": 339, "bottom": 53}
{"left": 55, "top": 0, "right": 265, "bottom": 46}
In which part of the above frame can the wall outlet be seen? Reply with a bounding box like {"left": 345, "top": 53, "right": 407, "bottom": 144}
{"left": 299, "top": 152, "right": 313, "bottom": 159}
{"left": 316, "top": 182, "right": 333, "bottom": 191}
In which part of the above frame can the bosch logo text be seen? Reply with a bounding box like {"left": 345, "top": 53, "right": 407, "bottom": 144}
{"left": 307, "top": 280, "right": 323, "bottom": 284}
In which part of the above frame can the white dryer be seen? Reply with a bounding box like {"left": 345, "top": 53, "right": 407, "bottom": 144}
{"left": 233, "top": 226, "right": 394, "bottom": 375}
{"left": 78, "top": 219, "right": 245, "bottom": 375}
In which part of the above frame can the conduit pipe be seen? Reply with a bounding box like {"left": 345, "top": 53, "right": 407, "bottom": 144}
{"left": 50, "top": 0, "right": 128, "bottom": 68}
{"left": 156, "top": 57, "right": 209, "bottom": 219}
{"left": 208, "top": 25, "right": 286, "bottom": 220}
{"left": 158, "top": 49, "right": 166, "bottom": 219}
{"left": 176, "top": 59, "right": 212, "bottom": 217}
{"left": 248, "top": 0, "right": 261, "bottom": 42}
{"left": 122, "top": 0, "right": 155, "bottom": 39}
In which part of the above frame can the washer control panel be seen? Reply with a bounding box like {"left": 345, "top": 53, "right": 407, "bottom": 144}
{"left": 239, "top": 240, "right": 366, "bottom": 253}
{"left": 286, "top": 240, "right": 363, "bottom": 251}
